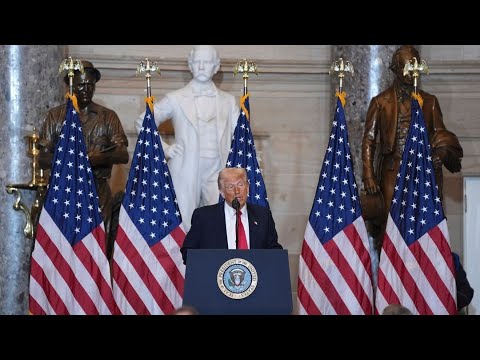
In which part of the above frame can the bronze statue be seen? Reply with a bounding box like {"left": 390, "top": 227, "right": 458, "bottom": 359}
{"left": 38, "top": 60, "right": 129, "bottom": 258}
{"left": 361, "top": 45, "right": 463, "bottom": 252}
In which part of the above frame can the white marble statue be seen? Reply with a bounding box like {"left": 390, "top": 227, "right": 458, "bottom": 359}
{"left": 135, "top": 45, "right": 240, "bottom": 232}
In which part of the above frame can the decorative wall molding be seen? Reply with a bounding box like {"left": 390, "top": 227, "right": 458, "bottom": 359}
{"left": 78, "top": 56, "right": 332, "bottom": 75}
{"left": 70, "top": 53, "right": 480, "bottom": 76}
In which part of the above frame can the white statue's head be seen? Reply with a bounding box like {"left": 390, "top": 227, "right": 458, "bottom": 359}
{"left": 188, "top": 45, "right": 221, "bottom": 83}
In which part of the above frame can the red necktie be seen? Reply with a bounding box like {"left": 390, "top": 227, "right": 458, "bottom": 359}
{"left": 237, "top": 210, "right": 248, "bottom": 249}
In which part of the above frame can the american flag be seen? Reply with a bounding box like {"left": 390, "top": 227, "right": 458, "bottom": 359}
{"left": 297, "top": 95, "right": 374, "bottom": 315}
{"left": 223, "top": 93, "right": 269, "bottom": 208}
{"left": 29, "top": 95, "right": 117, "bottom": 315}
{"left": 111, "top": 98, "right": 186, "bottom": 315}
{"left": 375, "top": 98, "right": 457, "bottom": 315}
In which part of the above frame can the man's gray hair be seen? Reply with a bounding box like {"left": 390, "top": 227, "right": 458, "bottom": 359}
{"left": 217, "top": 168, "right": 247, "bottom": 190}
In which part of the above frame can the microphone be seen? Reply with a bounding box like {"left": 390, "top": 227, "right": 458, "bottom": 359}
{"left": 232, "top": 198, "right": 240, "bottom": 249}
{"left": 232, "top": 198, "right": 240, "bottom": 210}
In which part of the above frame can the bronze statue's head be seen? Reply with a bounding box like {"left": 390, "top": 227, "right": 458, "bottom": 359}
{"left": 65, "top": 60, "right": 101, "bottom": 109}
{"left": 389, "top": 45, "right": 420, "bottom": 85}
{"left": 63, "top": 60, "right": 101, "bottom": 85}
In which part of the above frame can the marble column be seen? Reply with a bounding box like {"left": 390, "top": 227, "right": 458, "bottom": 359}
{"left": 0, "top": 45, "right": 66, "bottom": 314}
{"left": 330, "top": 45, "right": 402, "bottom": 188}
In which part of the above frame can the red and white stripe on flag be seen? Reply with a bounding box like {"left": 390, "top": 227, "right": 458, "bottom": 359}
{"left": 29, "top": 211, "right": 116, "bottom": 315}
{"left": 298, "top": 217, "right": 374, "bottom": 315}
{"left": 375, "top": 98, "right": 457, "bottom": 315}
{"left": 376, "top": 216, "right": 457, "bottom": 315}
{"left": 297, "top": 97, "right": 374, "bottom": 315}
{"left": 112, "top": 207, "right": 186, "bottom": 315}
{"left": 110, "top": 100, "right": 186, "bottom": 315}
{"left": 29, "top": 96, "right": 117, "bottom": 315}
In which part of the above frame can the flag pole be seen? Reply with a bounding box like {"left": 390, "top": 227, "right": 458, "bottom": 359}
{"left": 329, "top": 57, "right": 354, "bottom": 94}
{"left": 233, "top": 59, "right": 258, "bottom": 96}
{"left": 136, "top": 58, "right": 161, "bottom": 98}
{"left": 402, "top": 56, "right": 429, "bottom": 95}
{"left": 58, "top": 57, "right": 84, "bottom": 95}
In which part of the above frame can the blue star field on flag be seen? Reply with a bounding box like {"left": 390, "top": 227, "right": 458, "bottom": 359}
{"left": 122, "top": 102, "right": 182, "bottom": 246}
{"left": 308, "top": 98, "right": 362, "bottom": 243}
{"left": 389, "top": 98, "right": 445, "bottom": 244}
{"left": 43, "top": 97, "right": 103, "bottom": 245}
{"left": 224, "top": 93, "right": 269, "bottom": 208}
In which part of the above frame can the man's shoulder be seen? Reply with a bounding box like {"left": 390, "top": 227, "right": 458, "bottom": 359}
{"left": 418, "top": 89, "right": 437, "bottom": 102}
{"left": 167, "top": 84, "right": 235, "bottom": 101}
{"left": 90, "top": 102, "right": 118, "bottom": 115}
{"left": 44, "top": 103, "right": 67, "bottom": 122}
{"left": 372, "top": 85, "right": 394, "bottom": 102}
{"left": 47, "top": 103, "right": 67, "bottom": 115}
{"left": 167, "top": 87, "right": 189, "bottom": 98}
{"left": 216, "top": 88, "right": 235, "bottom": 100}
{"left": 247, "top": 203, "right": 271, "bottom": 215}
{"left": 194, "top": 202, "right": 222, "bottom": 214}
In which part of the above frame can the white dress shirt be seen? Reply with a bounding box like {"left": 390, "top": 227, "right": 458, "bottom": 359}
{"left": 224, "top": 202, "right": 250, "bottom": 249}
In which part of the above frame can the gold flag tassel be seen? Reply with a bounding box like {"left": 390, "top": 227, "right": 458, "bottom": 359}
{"left": 411, "top": 92, "right": 424, "bottom": 108}
{"left": 239, "top": 93, "right": 250, "bottom": 121}
{"left": 335, "top": 90, "right": 347, "bottom": 107}
{"left": 145, "top": 96, "right": 155, "bottom": 113}
{"left": 65, "top": 92, "right": 80, "bottom": 113}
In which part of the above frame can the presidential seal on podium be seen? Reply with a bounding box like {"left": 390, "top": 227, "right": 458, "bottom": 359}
{"left": 217, "top": 258, "right": 258, "bottom": 299}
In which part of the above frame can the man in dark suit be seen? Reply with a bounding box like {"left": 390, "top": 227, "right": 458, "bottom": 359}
{"left": 180, "top": 167, "right": 282, "bottom": 265}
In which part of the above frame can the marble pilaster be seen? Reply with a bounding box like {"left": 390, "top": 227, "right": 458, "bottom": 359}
{"left": 0, "top": 45, "right": 66, "bottom": 314}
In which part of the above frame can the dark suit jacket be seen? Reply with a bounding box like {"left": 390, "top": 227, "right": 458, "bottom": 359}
{"left": 180, "top": 202, "right": 282, "bottom": 264}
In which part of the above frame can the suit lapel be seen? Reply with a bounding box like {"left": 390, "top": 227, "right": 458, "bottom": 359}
{"left": 246, "top": 204, "right": 259, "bottom": 249}
{"left": 217, "top": 202, "right": 228, "bottom": 248}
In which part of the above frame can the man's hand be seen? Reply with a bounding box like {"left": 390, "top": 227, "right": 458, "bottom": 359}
{"left": 88, "top": 150, "right": 104, "bottom": 168}
{"left": 165, "top": 143, "right": 184, "bottom": 160}
{"left": 431, "top": 149, "right": 443, "bottom": 171}
{"left": 363, "top": 177, "right": 380, "bottom": 194}
{"left": 432, "top": 147, "right": 462, "bottom": 173}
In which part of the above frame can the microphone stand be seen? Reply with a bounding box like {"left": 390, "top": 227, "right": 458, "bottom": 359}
{"left": 235, "top": 210, "right": 239, "bottom": 249}
{"left": 232, "top": 198, "right": 240, "bottom": 249}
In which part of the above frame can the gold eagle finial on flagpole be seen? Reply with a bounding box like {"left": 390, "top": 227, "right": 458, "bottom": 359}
{"left": 403, "top": 56, "right": 429, "bottom": 94}
{"left": 329, "top": 57, "right": 354, "bottom": 94}
{"left": 233, "top": 59, "right": 258, "bottom": 96}
{"left": 136, "top": 58, "right": 161, "bottom": 98}
{"left": 58, "top": 57, "right": 84, "bottom": 95}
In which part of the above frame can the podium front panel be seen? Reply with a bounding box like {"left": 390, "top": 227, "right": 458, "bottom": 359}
{"left": 183, "top": 249, "right": 292, "bottom": 315}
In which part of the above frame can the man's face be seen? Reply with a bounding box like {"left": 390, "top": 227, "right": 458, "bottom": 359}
{"left": 72, "top": 71, "right": 96, "bottom": 108}
{"left": 220, "top": 171, "right": 249, "bottom": 209}
{"left": 190, "top": 47, "right": 217, "bottom": 83}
